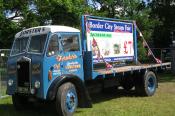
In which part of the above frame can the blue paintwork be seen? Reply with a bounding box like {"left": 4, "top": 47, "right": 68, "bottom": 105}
{"left": 7, "top": 55, "right": 18, "bottom": 95}
{"left": 7, "top": 31, "right": 84, "bottom": 99}
{"left": 7, "top": 52, "right": 45, "bottom": 98}
{"left": 81, "top": 15, "right": 86, "bottom": 51}
{"left": 43, "top": 32, "right": 84, "bottom": 99}
{"left": 83, "top": 51, "right": 93, "bottom": 80}
{"left": 7, "top": 32, "right": 49, "bottom": 97}
{"left": 133, "top": 23, "right": 138, "bottom": 64}
{"left": 66, "top": 89, "right": 78, "bottom": 113}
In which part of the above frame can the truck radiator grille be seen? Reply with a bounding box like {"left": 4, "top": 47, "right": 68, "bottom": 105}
{"left": 17, "top": 60, "right": 30, "bottom": 87}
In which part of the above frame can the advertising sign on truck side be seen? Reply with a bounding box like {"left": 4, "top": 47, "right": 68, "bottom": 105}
{"left": 85, "top": 18, "right": 134, "bottom": 63}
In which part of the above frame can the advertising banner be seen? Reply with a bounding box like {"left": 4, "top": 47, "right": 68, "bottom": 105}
{"left": 86, "top": 18, "right": 134, "bottom": 63}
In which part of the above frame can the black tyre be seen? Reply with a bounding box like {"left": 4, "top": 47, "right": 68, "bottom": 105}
{"left": 136, "top": 71, "right": 157, "bottom": 96}
{"left": 120, "top": 77, "right": 134, "bottom": 91}
{"left": 56, "top": 82, "right": 78, "bottom": 116}
{"left": 12, "top": 94, "right": 29, "bottom": 110}
{"left": 121, "top": 82, "right": 134, "bottom": 91}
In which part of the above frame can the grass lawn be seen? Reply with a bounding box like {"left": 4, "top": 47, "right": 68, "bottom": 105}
{"left": 0, "top": 72, "right": 175, "bottom": 116}
{"left": 0, "top": 85, "right": 7, "bottom": 97}
{"left": 0, "top": 67, "right": 7, "bottom": 97}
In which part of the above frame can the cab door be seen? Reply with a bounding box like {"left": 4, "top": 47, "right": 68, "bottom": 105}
{"left": 58, "top": 33, "right": 84, "bottom": 81}
{"left": 43, "top": 34, "right": 62, "bottom": 97}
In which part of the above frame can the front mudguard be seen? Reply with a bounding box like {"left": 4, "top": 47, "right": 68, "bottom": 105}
{"left": 47, "top": 74, "right": 92, "bottom": 108}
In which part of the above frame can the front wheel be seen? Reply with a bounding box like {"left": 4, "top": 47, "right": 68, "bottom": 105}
{"left": 56, "top": 82, "right": 78, "bottom": 116}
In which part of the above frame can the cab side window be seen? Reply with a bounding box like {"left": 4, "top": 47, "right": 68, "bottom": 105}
{"left": 47, "top": 34, "right": 59, "bottom": 56}
{"left": 61, "top": 34, "right": 80, "bottom": 52}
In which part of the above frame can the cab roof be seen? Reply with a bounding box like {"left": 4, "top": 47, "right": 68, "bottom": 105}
{"left": 15, "top": 25, "right": 80, "bottom": 38}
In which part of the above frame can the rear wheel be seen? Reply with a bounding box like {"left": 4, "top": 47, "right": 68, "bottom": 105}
{"left": 56, "top": 82, "right": 78, "bottom": 116}
{"left": 135, "top": 71, "right": 157, "bottom": 96}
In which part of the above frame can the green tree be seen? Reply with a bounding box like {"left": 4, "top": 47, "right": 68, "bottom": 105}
{"left": 34, "top": 0, "right": 92, "bottom": 27}
{"left": 149, "top": 0, "right": 175, "bottom": 48}
{"left": 0, "top": 0, "right": 38, "bottom": 48}
{"left": 0, "top": 0, "right": 93, "bottom": 48}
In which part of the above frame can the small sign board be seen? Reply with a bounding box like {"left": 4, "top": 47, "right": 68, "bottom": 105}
{"left": 85, "top": 17, "right": 135, "bottom": 63}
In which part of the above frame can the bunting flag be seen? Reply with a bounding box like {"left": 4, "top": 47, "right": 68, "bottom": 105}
{"left": 92, "top": 38, "right": 100, "bottom": 60}
{"left": 86, "top": 22, "right": 90, "bottom": 34}
{"left": 93, "top": 39, "right": 113, "bottom": 70}
{"left": 92, "top": 38, "right": 97, "bottom": 47}
{"left": 139, "top": 30, "right": 162, "bottom": 64}
{"left": 155, "top": 58, "right": 162, "bottom": 64}
{"left": 142, "top": 41, "right": 147, "bottom": 48}
{"left": 105, "top": 62, "right": 113, "bottom": 70}
{"left": 97, "top": 49, "right": 101, "bottom": 61}
{"left": 147, "top": 49, "right": 152, "bottom": 56}
{"left": 139, "top": 32, "right": 143, "bottom": 37}
{"left": 91, "top": 33, "right": 113, "bottom": 70}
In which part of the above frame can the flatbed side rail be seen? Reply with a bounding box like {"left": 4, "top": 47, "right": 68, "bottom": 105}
{"left": 94, "top": 62, "right": 171, "bottom": 76}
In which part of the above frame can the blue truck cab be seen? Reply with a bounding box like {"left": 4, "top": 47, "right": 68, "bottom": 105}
{"left": 7, "top": 15, "right": 171, "bottom": 116}
{"left": 7, "top": 25, "right": 91, "bottom": 114}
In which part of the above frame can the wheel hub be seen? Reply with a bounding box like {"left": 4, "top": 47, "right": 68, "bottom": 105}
{"left": 66, "top": 91, "right": 77, "bottom": 112}
{"left": 148, "top": 76, "right": 155, "bottom": 92}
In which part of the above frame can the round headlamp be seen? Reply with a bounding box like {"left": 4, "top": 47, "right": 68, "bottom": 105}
{"left": 8, "top": 79, "right": 14, "bottom": 86}
{"left": 34, "top": 81, "right": 40, "bottom": 89}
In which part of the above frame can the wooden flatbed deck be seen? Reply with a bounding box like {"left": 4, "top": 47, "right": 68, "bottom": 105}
{"left": 94, "top": 62, "right": 171, "bottom": 75}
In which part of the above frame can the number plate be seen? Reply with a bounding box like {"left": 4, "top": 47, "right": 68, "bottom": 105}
{"left": 18, "top": 87, "right": 29, "bottom": 93}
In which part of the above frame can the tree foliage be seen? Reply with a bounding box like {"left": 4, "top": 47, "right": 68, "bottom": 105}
{"left": 0, "top": 0, "right": 37, "bottom": 48}
{"left": 149, "top": 0, "right": 175, "bottom": 48}
{"left": 0, "top": 0, "right": 92, "bottom": 48}
{"left": 0, "top": 0, "right": 174, "bottom": 51}
{"left": 34, "top": 0, "right": 92, "bottom": 26}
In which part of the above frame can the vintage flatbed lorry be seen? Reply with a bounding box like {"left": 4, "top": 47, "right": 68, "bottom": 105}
{"left": 7, "top": 15, "right": 171, "bottom": 116}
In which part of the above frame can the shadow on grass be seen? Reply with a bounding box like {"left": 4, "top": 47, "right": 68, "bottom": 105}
{"left": 90, "top": 88, "right": 137, "bottom": 104}
{"left": 0, "top": 102, "right": 57, "bottom": 116}
{"left": 0, "top": 88, "right": 136, "bottom": 116}
{"left": 158, "top": 71, "right": 175, "bottom": 83}
{"left": 0, "top": 103, "right": 14, "bottom": 111}
{"left": 75, "top": 88, "right": 137, "bottom": 114}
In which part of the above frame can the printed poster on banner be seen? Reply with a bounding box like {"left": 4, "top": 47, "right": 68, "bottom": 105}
{"left": 86, "top": 19, "right": 135, "bottom": 63}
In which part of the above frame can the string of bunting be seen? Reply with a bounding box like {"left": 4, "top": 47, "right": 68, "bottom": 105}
{"left": 134, "top": 22, "right": 162, "bottom": 64}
